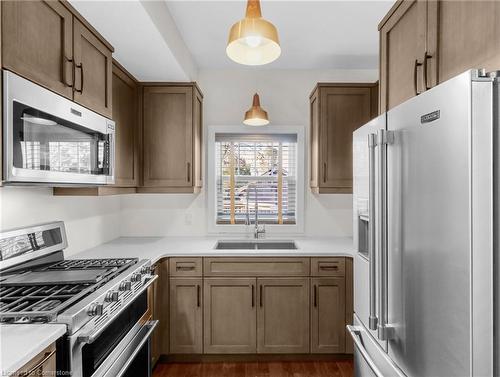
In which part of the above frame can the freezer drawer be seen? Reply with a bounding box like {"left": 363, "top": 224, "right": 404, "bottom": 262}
{"left": 349, "top": 315, "right": 405, "bottom": 377}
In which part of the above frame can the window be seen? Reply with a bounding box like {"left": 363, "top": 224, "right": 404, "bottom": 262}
{"left": 215, "top": 133, "right": 297, "bottom": 225}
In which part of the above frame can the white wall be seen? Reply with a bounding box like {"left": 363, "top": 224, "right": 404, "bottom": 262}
{"left": 1, "top": 68, "right": 377, "bottom": 250}
{"left": 0, "top": 187, "right": 121, "bottom": 256}
{"left": 120, "top": 68, "right": 377, "bottom": 238}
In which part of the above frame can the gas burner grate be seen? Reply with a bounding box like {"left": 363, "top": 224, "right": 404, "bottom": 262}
{"left": 0, "top": 283, "right": 91, "bottom": 323}
{"left": 46, "top": 258, "right": 137, "bottom": 270}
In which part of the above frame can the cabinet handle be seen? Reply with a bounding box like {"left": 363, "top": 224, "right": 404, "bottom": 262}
{"left": 320, "top": 265, "right": 339, "bottom": 271}
{"left": 423, "top": 52, "right": 433, "bottom": 90}
{"left": 176, "top": 265, "right": 195, "bottom": 271}
{"left": 259, "top": 285, "right": 263, "bottom": 307}
{"left": 187, "top": 162, "right": 191, "bottom": 182}
{"left": 323, "top": 162, "right": 327, "bottom": 183}
{"left": 251, "top": 284, "right": 255, "bottom": 307}
{"left": 19, "top": 350, "right": 55, "bottom": 377}
{"left": 75, "top": 62, "right": 84, "bottom": 94}
{"left": 414, "top": 59, "right": 423, "bottom": 95}
{"left": 197, "top": 284, "right": 201, "bottom": 307}
{"left": 63, "top": 56, "right": 73, "bottom": 87}
{"left": 314, "top": 285, "right": 318, "bottom": 307}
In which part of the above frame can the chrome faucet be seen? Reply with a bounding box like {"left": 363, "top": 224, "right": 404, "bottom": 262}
{"left": 246, "top": 183, "right": 265, "bottom": 239}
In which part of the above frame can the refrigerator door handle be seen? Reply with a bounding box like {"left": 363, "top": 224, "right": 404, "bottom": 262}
{"left": 368, "top": 133, "right": 378, "bottom": 330}
{"left": 377, "top": 129, "right": 395, "bottom": 341}
{"left": 347, "top": 325, "right": 384, "bottom": 377}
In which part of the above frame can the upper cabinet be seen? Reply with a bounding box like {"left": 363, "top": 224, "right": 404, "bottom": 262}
{"left": 1, "top": 0, "right": 113, "bottom": 117}
{"left": 309, "top": 83, "right": 378, "bottom": 194}
{"left": 379, "top": 0, "right": 500, "bottom": 112}
{"left": 2, "top": 1, "right": 74, "bottom": 99}
{"left": 141, "top": 84, "right": 203, "bottom": 193}
{"left": 111, "top": 62, "right": 139, "bottom": 187}
{"left": 73, "top": 19, "right": 113, "bottom": 118}
{"left": 379, "top": 0, "right": 426, "bottom": 112}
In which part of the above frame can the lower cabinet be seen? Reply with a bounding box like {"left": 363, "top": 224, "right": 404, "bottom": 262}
{"left": 311, "top": 277, "right": 346, "bottom": 353}
{"left": 257, "top": 278, "right": 310, "bottom": 354}
{"left": 164, "top": 257, "right": 352, "bottom": 357}
{"left": 204, "top": 278, "right": 257, "bottom": 353}
{"left": 169, "top": 278, "right": 203, "bottom": 354}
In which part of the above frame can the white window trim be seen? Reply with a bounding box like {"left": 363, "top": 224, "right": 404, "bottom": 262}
{"left": 207, "top": 125, "right": 305, "bottom": 235}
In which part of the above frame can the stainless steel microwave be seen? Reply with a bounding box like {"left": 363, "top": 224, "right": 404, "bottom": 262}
{"left": 2, "top": 70, "right": 115, "bottom": 185}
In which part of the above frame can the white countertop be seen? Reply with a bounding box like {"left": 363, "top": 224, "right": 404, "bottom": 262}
{"left": 72, "top": 236, "right": 354, "bottom": 263}
{"left": 0, "top": 324, "right": 66, "bottom": 375}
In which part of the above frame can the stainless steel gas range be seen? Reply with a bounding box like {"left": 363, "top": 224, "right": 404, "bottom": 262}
{"left": 0, "top": 221, "right": 158, "bottom": 377}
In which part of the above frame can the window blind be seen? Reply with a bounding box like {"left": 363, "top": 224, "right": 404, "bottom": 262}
{"left": 215, "top": 133, "right": 297, "bottom": 225}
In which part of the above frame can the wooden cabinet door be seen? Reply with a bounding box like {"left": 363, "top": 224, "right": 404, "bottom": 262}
{"left": 309, "top": 88, "right": 320, "bottom": 190}
{"left": 319, "top": 87, "right": 372, "bottom": 193}
{"left": 311, "top": 277, "right": 346, "bottom": 353}
{"left": 112, "top": 63, "right": 139, "bottom": 187}
{"left": 379, "top": 0, "right": 427, "bottom": 112}
{"left": 169, "top": 278, "right": 202, "bottom": 354}
{"left": 427, "top": 1, "right": 500, "bottom": 86}
{"left": 193, "top": 87, "right": 203, "bottom": 189}
{"left": 204, "top": 278, "right": 257, "bottom": 353}
{"left": 143, "top": 86, "right": 193, "bottom": 188}
{"left": 2, "top": 0, "right": 73, "bottom": 99}
{"left": 257, "top": 278, "right": 309, "bottom": 353}
{"left": 73, "top": 19, "right": 112, "bottom": 118}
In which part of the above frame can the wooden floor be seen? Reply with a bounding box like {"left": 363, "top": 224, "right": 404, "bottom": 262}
{"left": 153, "top": 359, "right": 354, "bottom": 377}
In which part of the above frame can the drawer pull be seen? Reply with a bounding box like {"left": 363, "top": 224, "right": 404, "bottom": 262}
{"left": 176, "top": 265, "right": 195, "bottom": 271}
{"left": 320, "top": 265, "right": 339, "bottom": 271}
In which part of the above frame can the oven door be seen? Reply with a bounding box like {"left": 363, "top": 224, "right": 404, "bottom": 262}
{"left": 68, "top": 290, "right": 157, "bottom": 377}
{"left": 3, "top": 69, "right": 115, "bottom": 185}
{"left": 92, "top": 320, "right": 158, "bottom": 377}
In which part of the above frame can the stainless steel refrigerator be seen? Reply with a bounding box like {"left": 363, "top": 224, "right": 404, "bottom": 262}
{"left": 350, "top": 69, "right": 497, "bottom": 377}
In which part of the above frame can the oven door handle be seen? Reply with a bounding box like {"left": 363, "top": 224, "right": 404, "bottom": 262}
{"left": 91, "top": 320, "right": 158, "bottom": 377}
{"left": 78, "top": 275, "right": 158, "bottom": 344}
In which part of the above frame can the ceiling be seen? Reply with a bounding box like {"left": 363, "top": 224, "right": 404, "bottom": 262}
{"left": 166, "top": 0, "right": 395, "bottom": 70}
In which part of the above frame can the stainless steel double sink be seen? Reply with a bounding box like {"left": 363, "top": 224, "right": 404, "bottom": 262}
{"left": 214, "top": 240, "right": 298, "bottom": 250}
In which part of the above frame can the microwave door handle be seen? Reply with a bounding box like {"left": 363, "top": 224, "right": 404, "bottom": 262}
{"left": 368, "top": 133, "right": 378, "bottom": 331}
{"left": 376, "top": 129, "right": 394, "bottom": 341}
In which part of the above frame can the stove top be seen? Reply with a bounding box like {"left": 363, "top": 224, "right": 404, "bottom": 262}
{"left": 0, "top": 222, "right": 156, "bottom": 337}
{"left": 0, "top": 258, "right": 138, "bottom": 323}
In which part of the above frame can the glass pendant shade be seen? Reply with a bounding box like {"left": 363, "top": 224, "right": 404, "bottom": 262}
{"left": 226, "top": 0, "right": 281, "bottom": 66}
{"left": 244, "top": 93, "right": 269, "bottom": 126}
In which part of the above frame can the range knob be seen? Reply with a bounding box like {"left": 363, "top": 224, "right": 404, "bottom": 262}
{"left": 130, "top": 273, "right": 142, "bottom": 283}
{"left": 87, "top": 303, "right": 103, "bottom": 317}
{"left": 141, "top": 265, "right": 152, "bottom": 275}
{"left": 119, "top": 281, "right": 132, "bottom": 291}
{"left": 105, "top": 290, "right": 119, "bottom": 302}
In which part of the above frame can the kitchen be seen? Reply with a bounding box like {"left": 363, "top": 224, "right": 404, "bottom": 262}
{"left": 0, "top": 0, "right": 498, "bottom": 377}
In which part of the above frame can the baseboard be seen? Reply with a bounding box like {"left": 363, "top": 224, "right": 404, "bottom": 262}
{"left": 157, "top": 353, "right": 353, "bottom": 364}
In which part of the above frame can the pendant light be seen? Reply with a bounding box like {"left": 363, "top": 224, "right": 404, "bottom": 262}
{"left": 244, "top": 93, "right": 269, "bottom": 126}
{"left": 226, "top": 0, "right": 281, "bottom": 66}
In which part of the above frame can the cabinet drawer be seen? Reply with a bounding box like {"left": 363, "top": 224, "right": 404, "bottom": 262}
{"left": 169, "top": 257, "right": 202, "bottom": 277}
{"left": 204, "top": 257, "right": 310, "bottom": 277}
{"left": 311, "top": 257, "right": 345, "bottom": 276}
